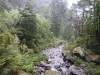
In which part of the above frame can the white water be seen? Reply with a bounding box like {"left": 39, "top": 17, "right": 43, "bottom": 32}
{"left": 43, "top": 45, "right": 64, "bottom": 67}
{"left": 42, "top": 45, "right": 86, "bottom": 75}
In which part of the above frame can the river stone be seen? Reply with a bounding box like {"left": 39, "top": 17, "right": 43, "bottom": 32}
{"left": 85, "top": 56, "right": 92, "bottom": 62}
{"left": 69, "top": 65, "right": 86, "bottom": 75}
{"left": 73, "top": 47, "right": 85, "bottom": 57}
{"left": 85, "top": 55, "right": 100, "bottom": 64}
{"left": 44, "top": 68, "right": 59, "bottom": 75}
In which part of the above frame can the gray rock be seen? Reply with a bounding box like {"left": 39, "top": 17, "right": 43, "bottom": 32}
{"left": 44, "top": 68, "right": 59, "bottom": 75}
{"left": 69, "top": 65, "right": 86, "bottom": 75}
{"left": 73, "top": 47, "right": 85, "bottom": 57}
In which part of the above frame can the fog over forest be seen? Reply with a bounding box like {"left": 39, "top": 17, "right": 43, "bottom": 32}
{"left": 0, "top": 0, "right": 100, "bottom": 75}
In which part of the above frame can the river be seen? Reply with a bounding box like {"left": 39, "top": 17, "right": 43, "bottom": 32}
{"left": 43, "top": 45, "right": 64, "bottom": 67}
{"left": 42, "top": 45, "right": 86, "bottom": 75}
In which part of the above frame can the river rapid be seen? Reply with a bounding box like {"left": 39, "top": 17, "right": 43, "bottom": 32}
{"left": 43, "top": 45, "right": 64, "bottom": 67}
{"left": 38, "top": 45, "right": 86, "bottom": 75}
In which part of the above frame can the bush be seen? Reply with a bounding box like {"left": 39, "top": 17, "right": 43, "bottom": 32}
{"left": 0, "top": 7, "right": 63, "bottom": 75}
{"left": 64, "top": 37, "right": 85, "bottom": 51}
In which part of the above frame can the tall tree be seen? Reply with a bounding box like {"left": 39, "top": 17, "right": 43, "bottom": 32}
{"left": 50, "top": 0, "right": 67, "bottom": 37}
{"left": 77, "top": 0, "right": 90, "bottom": 34}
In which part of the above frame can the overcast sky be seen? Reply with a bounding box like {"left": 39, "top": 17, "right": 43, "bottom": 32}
{"left": 67, "top": 0, "right": 80, "bottom": 8}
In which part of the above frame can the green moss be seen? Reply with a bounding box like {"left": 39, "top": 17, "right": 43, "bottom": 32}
{"left": 95, "top": 67, "right": 100, "bottom": 75}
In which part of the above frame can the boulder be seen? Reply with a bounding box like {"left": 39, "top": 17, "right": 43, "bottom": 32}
{"left": 69, "top": 65, "right": 86, "bottom": 75}
{"left": 44, "top": 68, "right": 59, "bottom": 75}
{"left": 73, "top": 47, "right": 85, "bottom": 57}
{"left": 85, "top": 56, "right": 92, "bottom": 62}
{"left": 85, "top": 55, "right": 100, "bottom": 64}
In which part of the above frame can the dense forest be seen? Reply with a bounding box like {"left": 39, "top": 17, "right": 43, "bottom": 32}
{"left": 0, "top": 0, "right": 100, "bottom": 75}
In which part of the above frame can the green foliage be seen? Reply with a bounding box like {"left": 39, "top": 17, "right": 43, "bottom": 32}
{"left": 0, "top": 9, "right": 20, "bottom": 35}
{"left": 0, "top": 33, "right": 20, "bottom": 75}
{"left": 33, "top": 14, "right": 54, "bottom": 52}
{"left": 72, "top": 56, "right": 100, "bottom": 75}
{"left": 50, "top": 0, "right": 67, "bottom": 37}
{"left": 4, "top": 9, "right": 21, "bottom": 26}
{"left": 64, "top": 37, "right": 84, "bottom": 50}
{"left": 36, "top": 14, "right": 51, "bottom": 36}
{"left": 95, "top": 67, "right": 100, "bottom": 75}
{"left": 0, "top": 32, "right": 14, "bottom": 45}
{"left": 16, "top": 7, "right": 37, "bottom": 49}
{"left": 79, "top": 0, "right": 100, "bottom": 49}
{"left": 20, "top": 53, "right": 46, "bottom": 72}
{"left": 0, "top": 10, "right": 20, "bottom": 73}
{"left": 0, "top": 4, "right": 57, "bottom": 74}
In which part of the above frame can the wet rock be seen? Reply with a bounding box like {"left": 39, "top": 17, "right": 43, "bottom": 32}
{"left": 85, "top": 56, "right": 92, "bottom": 62}
{"left": 44, "top": 68, "right": 59, "bottom": 75}
{"left": 40, "top": 61, "right": 50, "bottom": 67}
{"left": 85, "top": 55, "right": 100, "bottom": 64}
{"left": 64, "top": 54, "right": 75, "bottom": 65}
{"left": 69, "top": 65, "right": 86, "bottom": 75}
{"left": 86, "top": 55, "right": 100, "bottom": 65}
{"left": 73, "top": 47, "right": 85, "bottom": 57}
{"left": 80, "top": 64, "right": 86, "bottom": 69}
{"left": 37, "top": 67, "right": 45, "bottom": 74}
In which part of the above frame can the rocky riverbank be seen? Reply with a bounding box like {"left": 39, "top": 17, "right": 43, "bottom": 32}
{"left": 34, "top": 45, "right": 86, "bottom": 75}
